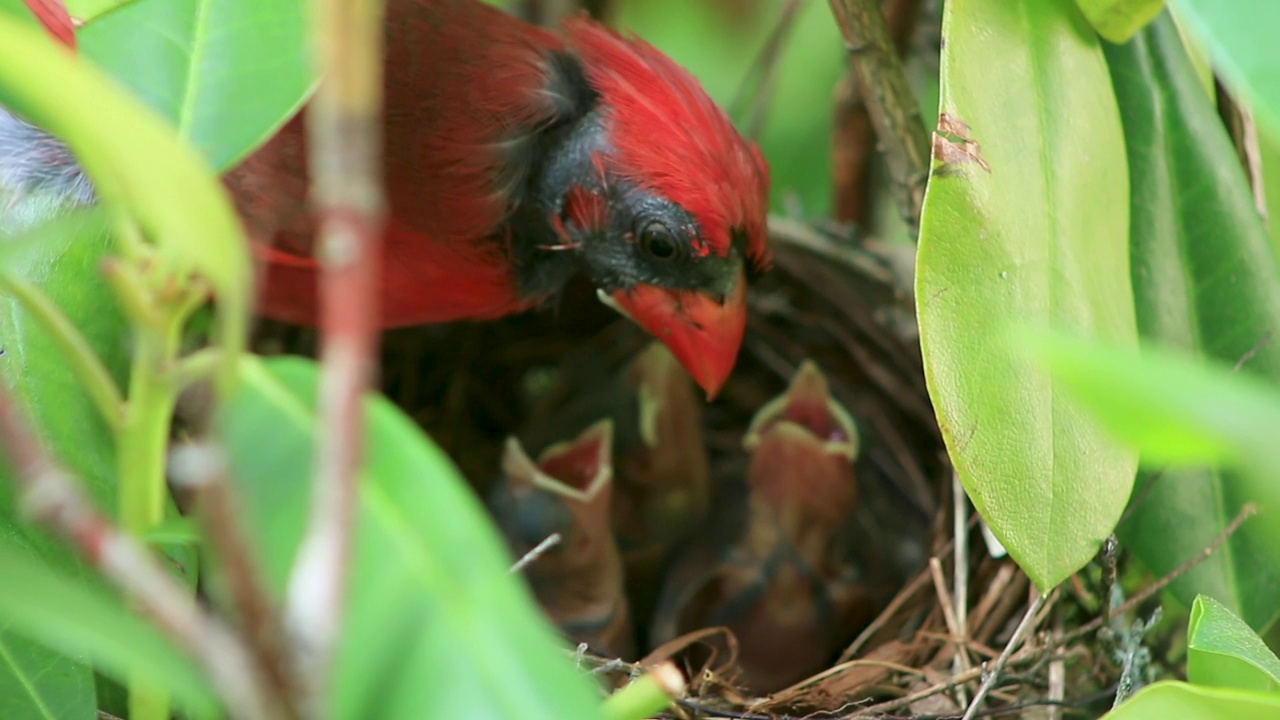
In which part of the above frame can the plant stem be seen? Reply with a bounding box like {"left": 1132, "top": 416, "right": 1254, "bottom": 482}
{"left": 0, "top": 381, "right": 283, "bottom": 720}
{"left": 118, "top": 318, "right": 182, "bottom": 534}
{"left": 114, "top": 263, "right": 207, "bottom": 720}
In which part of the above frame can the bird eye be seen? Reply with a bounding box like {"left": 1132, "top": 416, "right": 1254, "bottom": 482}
{"left": 639, "top": 221, "right": 679, "bottom": 261}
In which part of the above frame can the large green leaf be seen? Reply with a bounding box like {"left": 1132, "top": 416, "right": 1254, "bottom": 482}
{"left": 1075, "top": 0, "right": 1165, "bottom": 43}
{"left": 916, "top": 0, "right": 1138, "bottom": 590}
{"left": 1104, "top": 13, "right": 1280, "bottom": 630}
{"left": 0, "top": 532, "right": 216, "bottom": 716}
{"left": 1167, "top": 1, "right": 1280, "bottom": 145}
{"left": 0, "top": 627, "right": 94, "bottom": 720}
{"left": 1104, "top": 681, "right": 1280, "bottom": 719}
{"left": 1263, "top": 134, "right": 1280, "bottom": 262}
{"left": 0, "top": 0, "right": 41, "bottom": 29}
{"left": 1024, "top": 332, "right": 1280, "bottom": 568}
{"left": 78, "top": 0, "right": 313, "bottom": 172}
{"left": 1188, "top": 595, "right": 1280, "bottom": 694}
{"left": 218, "top": 357, "right": 604, "bottom": 720}
{"left": 67, "top": 0, "right": 133, "bottom": 23}
{"left": 0, "top": 11, "right": 251, "bottom": 361}
{"left": 0, "top": 212, "right": 124, "bottom": 513}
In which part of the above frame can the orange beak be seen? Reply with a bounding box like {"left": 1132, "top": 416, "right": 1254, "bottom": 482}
{"left": 601, "top": 268, "right": 747, "bottom": 400}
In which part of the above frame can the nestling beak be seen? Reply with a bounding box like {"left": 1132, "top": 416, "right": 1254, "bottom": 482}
{"left": 599, "top": 267, "right": 747, "bottom": 400}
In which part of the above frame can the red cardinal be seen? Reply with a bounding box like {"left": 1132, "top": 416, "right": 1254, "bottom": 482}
{"left": 7, "top": 0, "right": 771, "bottom": 398}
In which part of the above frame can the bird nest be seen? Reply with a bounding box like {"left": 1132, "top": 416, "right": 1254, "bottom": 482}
{"left": 251, "top": 219, "right": 1152, "bottom": 719}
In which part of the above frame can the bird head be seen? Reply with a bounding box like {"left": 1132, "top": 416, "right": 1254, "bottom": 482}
{"left": 538, "top": 18, "right": 771, "bottom": 401}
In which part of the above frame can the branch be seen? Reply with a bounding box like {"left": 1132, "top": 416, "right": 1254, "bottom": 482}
{"left": 960, "top": 589, "right": 1046, "bottom": 720}
{"left": 169, "top": 443, "right": 299, "bottom": 717}
{"left": 831, "top": 0, "right": 921, "bottom": 224}
{"left": 827, "top": 0, "right": 930, "bottom": 229}
{"left": 0, "top": 385, "right": 282, "bottom": 720}
{"left": 285, "top": 0, "right": 388, "bottom": 700}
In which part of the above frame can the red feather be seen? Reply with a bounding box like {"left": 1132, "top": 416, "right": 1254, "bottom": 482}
{"left": 22, "top": 0, "right": 77, "bottom": 49}
{"left": 565, "top": 18, "right": 771, "bottom": 269}
{"left": 230, "top": 0, "right": 566, "bottom": 326}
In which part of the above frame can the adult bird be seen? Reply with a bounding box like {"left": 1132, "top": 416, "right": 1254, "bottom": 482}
{"left": 6, "top": 0, "right": 773, "bottom": 398}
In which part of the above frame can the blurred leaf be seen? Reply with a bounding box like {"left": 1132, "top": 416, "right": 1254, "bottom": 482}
{"left": 0, "top": 12, "right": 251, "bottom": 363}
{"left": 1263, "top": 134, "right": 1280, "bottom": 261}
{"left": 78, "top": 0, "right": 314, "bottom": 172}
{"left": 1075, "top": 0, "right": 1164, "bottom": 43}
{"left": 1188, "top": 595, "right": 1280, "bottom": 693}
{"left": 218, "top": 357, "right": 605, "bottom": 720}
{"left": 916, "top": 0, "right": 1137, "bottom": 591}
{"left": 1105, "top": 12, "right": 1280, "bottom": 629}
{"left": 1167, "top": 1, "right": 1280, "bottom": 144}
{"left": 1024, "top": 331, "right": 1280, "bottom": 568}
{"left": 0, "top": 627, "right": 95, "bottom": 720}
{"left": 1103, "top": 681, "right": 1280, "bottom": 719}
{"left": 66, "top": 0, "right": 133, "bottom": 22}
{"left": 0, "top": 211, "right": 124, "bottom": 513}
{"left": 0, "top": 531, "right": 216, "bottom": 716}
{"left": 142, "top": 516, "right": 200, "bottom": 546}
{"left": 0, "top": 0, "right": 43, "bottom": 30}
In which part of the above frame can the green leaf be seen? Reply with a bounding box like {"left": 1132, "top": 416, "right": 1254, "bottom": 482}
{"left": 1263, "top": 134, "right": 1280, "bottom": 262}
{"left": 1022, "top": 331, "right": 1280, "bottom": 566}
{"left": 916, "top": 0, "right": 1138, "bottom": 591}
{"left": 1103, "top": 681, "right": 1280, "bottom": 719}
{"left": 1075, "top": 0, "right": 1165, "bottom": 43}
{"left": 1188, "top": 595, "right": 1280, "bottom": 693}
{"left": 0, "top": 0, "right": 43, "bottom": 30}
{"left": 0, "top": 532, "right": 217, "bottom": 717}
{"left": 0, "top": 211, "right": 125, "bottom": 513}
{"left": 67, "top": 0, "right": 135, "bottom": 23}
{"left": 0, "top": 627, "right": 95, "bottom": 720}
{"left": 0, "top": 12, "right": 252, "bottom": 367}
{"left": 218, "top": 357, "right": 605, "bottom": 720}
{"left": 78, "top": 0, "right": 314, "bottom": 172}
{"left": 1167, "top": 1, "right": 1280, "bottom": 145}
{"left": 1104, "top": 12, "right": 1280, "bottom": 630}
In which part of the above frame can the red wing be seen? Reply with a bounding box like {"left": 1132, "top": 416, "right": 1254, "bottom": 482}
{"left": 381, "top": 0, "right": 573, "bottom": 243}
{"left": 226, "top": 0, "right": 576, "bottom": 327}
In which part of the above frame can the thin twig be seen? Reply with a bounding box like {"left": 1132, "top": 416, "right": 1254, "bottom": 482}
{"left": 285, "top": 0, "right": 388, "bottom": 701}
{"left": 0, "top": 386, "right": 282, "bottom": 720}
{"left": 729, "top": 0, "right": 803, "bottom": 141}
{"left": 960, "top": 589, "right": 1046, "bottom": 720}
{"left": 1063, "top": 502, "right": 1258, "bottom": 645}
{"left": 951, "top": 471, "right": 971, "bottom": 697}
{"left": 169, "top": 443, "right": 299, "bottom": 718}
{"left": 509, "top": 533, "right": 562, "bottom": 574}
{"left": 826, "top": 0, "right": 930, "bottom": 229}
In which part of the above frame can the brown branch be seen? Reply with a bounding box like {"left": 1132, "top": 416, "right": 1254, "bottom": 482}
{"left": 285, "top": 0, "right": 388, "bottom": 699}
{"left": 169, "top": 443, "right": 299, "bottom": 718}
{"left": 0, "top": 387, "right": 283, "bottom": 719}
{"left": 827, "top": 0, "right": 930, "bottom": 229}
{"left": 831, "top": 0, "right": 921, "bottom": 223}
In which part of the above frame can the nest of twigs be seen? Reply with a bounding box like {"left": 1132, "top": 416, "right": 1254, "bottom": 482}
{"left": 249, "top": 217, "right": 1171, "bottom": 719}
